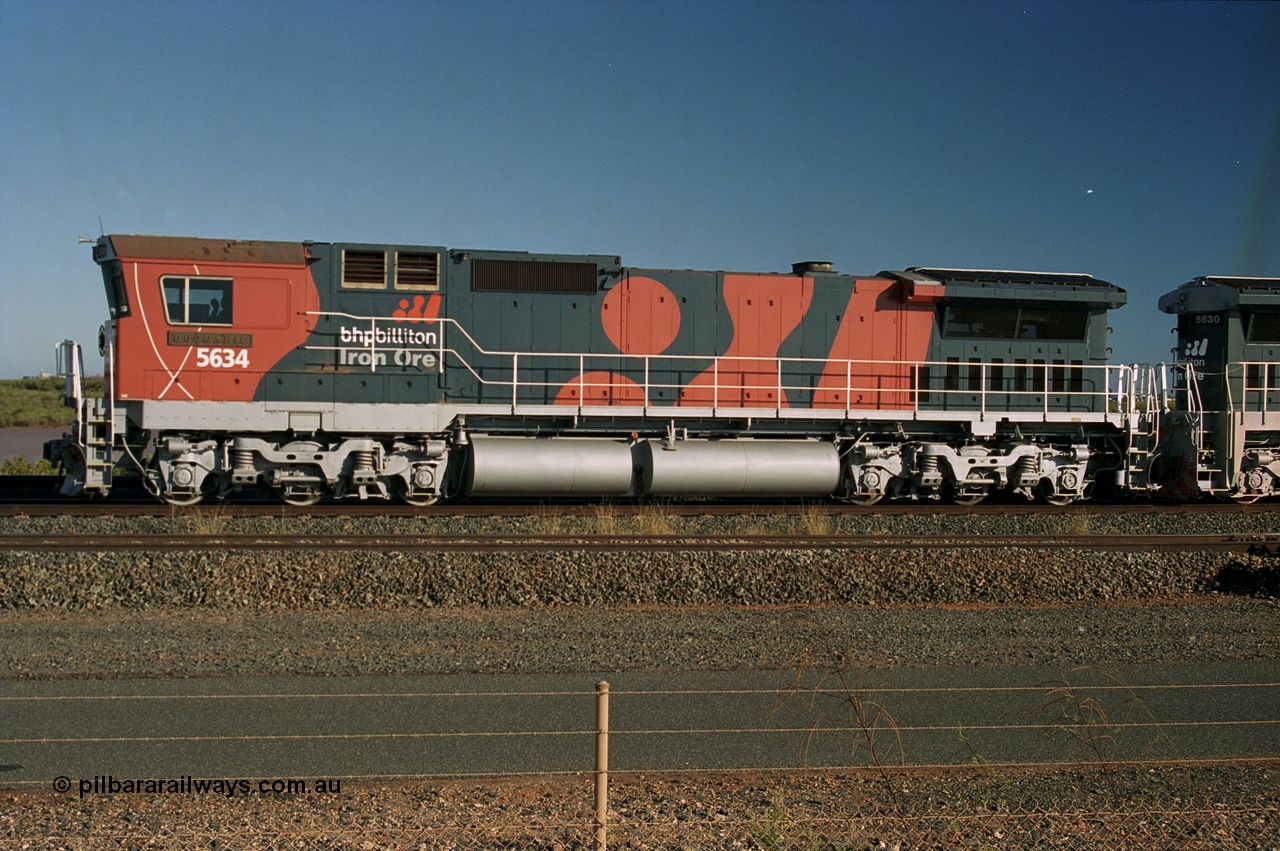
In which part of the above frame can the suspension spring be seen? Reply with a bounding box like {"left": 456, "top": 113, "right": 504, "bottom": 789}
{"left": 233, "top": 447, "right": 255, "bottom": 471}
{"left": 230, "top": 446, "right": 259, "bottom": 485}
{"left": 1014, "top": 454, "right": 1037, "bottom": 484}
{"left": 353, "top": 448, "right": 376, "bottom": 472}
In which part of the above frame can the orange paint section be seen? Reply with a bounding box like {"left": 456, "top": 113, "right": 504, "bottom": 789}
{"left": 554, "top": 371, "right": 647, "bottom": 406}
{"left": 114, "top": 256, "right": 319, "bottom": 403}
{"left": 813, "top": 278, "right": 937, "bottom": 410}
{"left": 600, "top": 274, "right": 681, "bottom": 355}
{"left": 678, "top": 274, "right": 813, "bottom": 408}
{"left": 557, "top": 274, "right": 679, "bottom": 407}
{"left": 556, "top": 271, "right": 940, "bottom": 412}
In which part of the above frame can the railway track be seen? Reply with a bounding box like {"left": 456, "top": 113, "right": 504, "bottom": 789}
{"left": 2, "top": 531, "right": 1278, "bottom": 554}
{"left": 2, "top": 485, "right": 1278, "bottom": 520}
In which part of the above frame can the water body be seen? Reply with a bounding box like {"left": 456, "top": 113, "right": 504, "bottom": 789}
{"left": 0, "top": 427, "right": 64, "bottom": 462}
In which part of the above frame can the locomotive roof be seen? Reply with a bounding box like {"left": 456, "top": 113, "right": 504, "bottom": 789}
{"left": 1158, "top": 275, "right": 1280, "bottom": 314}
{"left": 1187, "top": 275, "right": 1280, "bottom": 290}
{"left": 99, "top": 234, "right": 307, "bottom": 265}
{"left": 904, "top": 267, "right": 1115, "bottom": 287}
{"left": 882, "top": 267, "right": 1126, "bottom": 307}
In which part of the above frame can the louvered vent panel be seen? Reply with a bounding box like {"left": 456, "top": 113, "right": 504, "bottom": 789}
{"left": 342, "top": 250, "right": 387, "bottom": 288}
{"left": 472, "top": 258, "right": 597, "bottom": 294}
{"left": 395, "top": 251, "right": 440, "bottom": 290}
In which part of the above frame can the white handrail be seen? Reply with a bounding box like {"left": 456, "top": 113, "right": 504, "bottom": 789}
{"left": 1225, "top": 361, "right": 1275, "bottom": 424}
{"left": 303, "top": 308, "right": 1135, "bottom": 419}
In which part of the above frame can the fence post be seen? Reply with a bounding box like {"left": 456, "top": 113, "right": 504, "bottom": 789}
{"left": 594, "top": 680, "right": 610, "bottom": 851}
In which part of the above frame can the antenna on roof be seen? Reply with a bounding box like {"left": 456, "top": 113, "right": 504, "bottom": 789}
{"left": 98, "top": 215, "right": 105, "bottom": 236}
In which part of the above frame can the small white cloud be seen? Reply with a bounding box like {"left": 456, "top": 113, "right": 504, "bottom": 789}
{"left": 1086, "top": 189, "right": 1094, "bottom": 194}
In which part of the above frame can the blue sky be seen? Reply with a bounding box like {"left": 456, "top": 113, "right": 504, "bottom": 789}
{"left": 2, "top": 0, "right": 1277, "bottom": 378}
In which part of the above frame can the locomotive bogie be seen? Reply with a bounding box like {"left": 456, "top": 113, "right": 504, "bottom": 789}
{"left": 840, "top": 437, "right": 1093, "bottom": 505}
{"left": 146, "top": 432, "right": 453, "bottom": 506}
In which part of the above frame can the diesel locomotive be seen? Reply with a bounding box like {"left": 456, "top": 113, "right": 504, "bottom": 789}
{"left": 1158, "top": 275, "right": 1280, "bottom": 502}
{"left": 44, "top": 234, "right": 1279, "bottom": 505}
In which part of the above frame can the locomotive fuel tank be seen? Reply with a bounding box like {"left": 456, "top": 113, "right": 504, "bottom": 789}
{"left": 465, "top": 436, "right": 636, "bottom": 496}
{"left": 465, "top": 436, "right": 842, "bottom": 497}
{"left": 640, "top": 438, "right": 840, "bottom": 497}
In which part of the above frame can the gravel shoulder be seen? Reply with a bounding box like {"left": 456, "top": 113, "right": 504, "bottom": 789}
{"left": 2, "top": 508, "right": 1277, "bottom": 847}
{"left": 5, "top": 504, "right": 1273, "bottom": 680}
{"left": 3, "top": 508, "right": 1279, "bottom": 611}
{"left": 7, "top": 766, "right": 1278, "bottom": 849}
{"left": 0, "top": 599, "right": 1275, "bottom": 681}
{"left": 1, "top": 506, "right": 1276, "bottom": 679}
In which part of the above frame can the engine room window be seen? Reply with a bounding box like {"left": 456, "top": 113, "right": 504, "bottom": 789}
{"left": 394, "top": 251, "right": 440, "bottom": 291}
{"left": 1246, "top": 310, "right": 1280, "bottom": 343}
{"left": 942, "top": 306, "right": 1086, "bottom": 341}
{"left": 942, "top": 306, "right": 1017, "bottom": 338}
{"left": 161, "top": 276, "right": 233, "bottom": 325}
{"left": 1017, "top": 309, "right": 1087, "bottom": 341}
{"left": 342, "top": 250, "right": 387, "bottom": 289}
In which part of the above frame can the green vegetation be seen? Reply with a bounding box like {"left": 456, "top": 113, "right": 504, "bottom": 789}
{"left": 0, "top": 376, "right": 103, "bottom": 427}
{"left": 0, "top": 456, "right": 57, "bottom": 475}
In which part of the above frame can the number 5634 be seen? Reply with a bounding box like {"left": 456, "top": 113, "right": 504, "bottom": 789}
{"left": 196, "top": 347, "right": 250, "bottom": 368}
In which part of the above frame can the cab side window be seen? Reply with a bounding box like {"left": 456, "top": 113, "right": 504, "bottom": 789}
{"left": 162, "top": 277, "right": 233, "bottom": 325}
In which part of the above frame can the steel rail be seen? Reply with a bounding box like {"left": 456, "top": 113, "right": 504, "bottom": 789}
{"left": 2, "top": 495, "right": 1277, "bottom": 518}
{"left": 1, "top": 532, "right": 1276, "bottom": 554}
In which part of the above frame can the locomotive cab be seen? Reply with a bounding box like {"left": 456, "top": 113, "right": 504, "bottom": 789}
{"left": 892, "top": 268, "right": 1125, "bottom": 415}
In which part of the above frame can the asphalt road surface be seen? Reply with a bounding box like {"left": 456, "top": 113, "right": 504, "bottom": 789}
{"left": 3, "top": 660, "right": 1276, "bottom": 791}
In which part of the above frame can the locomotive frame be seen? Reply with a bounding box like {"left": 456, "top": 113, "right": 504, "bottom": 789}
{"left": 44, "top": 234, "right": 1278, "bottom": 506}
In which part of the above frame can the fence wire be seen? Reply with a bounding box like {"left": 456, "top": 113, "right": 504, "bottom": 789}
{"left": 5, "top": 675, "right": 1278, "bottom": 848}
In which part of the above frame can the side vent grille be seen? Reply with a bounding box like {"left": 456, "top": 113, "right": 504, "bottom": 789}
{"left": 472, "top": 258, "right": 598, "bottom": 294}
{"left": 395, "top": 251, "right": 440, "bottom": 290}
{"left": 342, "top": 250, "right": 387, "bottom": 289}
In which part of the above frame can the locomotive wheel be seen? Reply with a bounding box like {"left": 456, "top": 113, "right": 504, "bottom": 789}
{"left": 844, "top": 492, "right": 884, "bottom": 506}
{"left": 160, "top": 490, "right": 204, "bottom": 507}
{"left": 394, "top": 481, "right": 440, "bottom": 507}
{"left": 1231, "top": 493, "right": 1263, "bottom": 505}
{"left": 1035, "top": 480, "right": 1076, "bottom": 506}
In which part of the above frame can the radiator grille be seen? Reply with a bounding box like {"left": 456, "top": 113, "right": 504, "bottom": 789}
{"left": 472, "top": 258, "right": 598, "bottom": 294}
